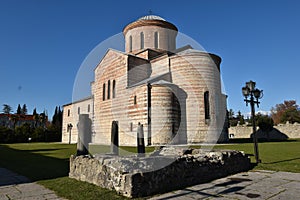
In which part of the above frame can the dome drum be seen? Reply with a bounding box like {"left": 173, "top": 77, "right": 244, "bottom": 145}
{"left": 123, "top": 15, "right": 178, "bottom": 53}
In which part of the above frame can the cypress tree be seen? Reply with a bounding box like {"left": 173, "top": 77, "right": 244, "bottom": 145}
{"left": 52, "top": 106, "right": 58, "bottom": 125}
{"left": 33, "top": 108, "right": 37, "bottom": 116}
{"left": 17, "top": 104, "right": 22, "bottom": 114}
{"left": 21, "top": 104, "right": 27, "bottom": 115}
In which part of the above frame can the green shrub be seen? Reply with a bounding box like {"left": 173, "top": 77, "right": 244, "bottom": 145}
{"left": 15, "top": 123, "right": 32, "bottom": 142}
{"left": 257, "top": 115, "right": 274, "bottom": 132}
{"left": 31, "top": 127, "right": 45, "bottom": 142}
{"left": 0, "top": 126, "right": 15, "bottom": 143}
{"left": 0, "top": 124, "right": 61, "bottom": 143}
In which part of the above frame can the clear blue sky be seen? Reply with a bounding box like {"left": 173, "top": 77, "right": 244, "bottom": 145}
{"left": 1, "top": 0, "right": 299, "bottom": 119}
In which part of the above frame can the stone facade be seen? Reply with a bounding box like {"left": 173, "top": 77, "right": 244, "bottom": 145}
{"left": 62, "top": 15, "right": 228, "bottom": 145}
{"left": 62, "top": 97, "right": 93, "bottom": 143}
{"left": 69, "top": 147, "right": 251, "bottom": 198}
{"left": 228, "top": 123, "right": 300, "bottom": 139}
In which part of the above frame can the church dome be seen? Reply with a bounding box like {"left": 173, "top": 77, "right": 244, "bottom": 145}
{"left": 123, "top": 15, "right": 178, "bottom": 54}
{"left": 123, "top": 15, "right": 177, "bottom": 35}
{"left": 123, "top": 14, "right": 178, "bottom": 53}
{"left": 138, "top": 15, "right": 166, "bottom": 21}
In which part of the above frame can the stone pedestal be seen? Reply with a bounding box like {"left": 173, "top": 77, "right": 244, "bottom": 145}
{"left": 69, "top": 148, "right": 251, "bottom": 198}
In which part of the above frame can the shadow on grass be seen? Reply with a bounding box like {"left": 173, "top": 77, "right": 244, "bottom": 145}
{"left": 227, "top": 138, "right": 297, "bottom": 144}
{"left": 263, "top": 157, "right": 300, "bottom": 164}
{"left": 19, "top": 148, "right": 69, "bottom": 152}
{"left": 0, "top": 144, "right": 75, "bottom": 182}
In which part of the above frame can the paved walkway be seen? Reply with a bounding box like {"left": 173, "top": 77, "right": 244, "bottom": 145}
{"left": 149, "top": 170, "right": 300, "bottom": 200}
{"left": 0, "top": 168, "right": 64, "bottom": 200}
{"left": 1, "top": 168, "right": 299, "bottom": 199}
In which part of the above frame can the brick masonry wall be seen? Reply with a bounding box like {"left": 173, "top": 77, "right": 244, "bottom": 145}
{"left": 93, "top": 50, "right": 149, "bottom": 146}
{"left": 94, "top": 50, "right": 129, "bottom": 145}
{"left": 151, "top": 85, "right": 180, "bottom": 144}
{"left": 169, "top": 52, "right": 227, "bottom": 143}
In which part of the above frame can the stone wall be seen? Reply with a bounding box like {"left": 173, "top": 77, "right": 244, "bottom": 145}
{"left": 69, "top": 148, "right": 251, "bottom": 198}
{"left": 229, "top": 123, "right": 300, "bottom": 139}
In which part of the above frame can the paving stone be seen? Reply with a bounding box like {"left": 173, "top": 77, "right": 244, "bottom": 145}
{"left": 179, "top": 187, "right": 219, "bottom": 198}
{"left": 148, "top": 170, "right": 300, "bottom": 200}
{"left": 199, "top": 186, "right": 230, "bottom": 196}
{"left": 251, "top": 171, "right": 273, "bottom": 179}
{"left": 0, "top": 194, "right": 9, "bottom": 200}
{"left": 16, "top": 183, "right": 42, "bottom": 191}
{"left": 244, "top": 187, "right": 285, "bottom": 199}
{"left": 206, "top": 197, "right": 232, "bottom": 200}
{"left": 268, "top": 189, "right": 300, "bottom": 200}
{"left": 279, "top": 180, "right": 300, "bottom": 189}
{"left": 0, "top": 186, "right": 21, "bottom": 196}
{"left": 0, "top": 168, "right": 63, "bottom": 200}
{"left": 250, "top": 177, "right": 291, "bottom": 189}
{"left": 185, "top": 182, "right": 215, "bottom": 191}
{"left": 271, "top": 171, "right": 300, "bottom": 181}
{"left": 220, "top": 193, "right": 251, "bottom": 200}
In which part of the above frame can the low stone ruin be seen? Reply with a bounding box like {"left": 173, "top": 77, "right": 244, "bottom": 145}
{"left": 69, "top": 147, "right": 251, "bottom": 198}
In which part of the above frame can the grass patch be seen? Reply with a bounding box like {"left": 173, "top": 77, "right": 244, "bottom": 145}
{"left": 0, "top": 143, "right": 131, "bottom": 200}
{"left": 212, "top": 139, "right": 300, "bottom": 173}
{"left": 39, "top": 177, "right": 130, "bottom": 200}
{"left": 0, "top": 140, "right": 299, "bottom": 199}
{"left": 0, "top": 143, "right": 75, "bottom": 181}
{"left": 89, "top": 144, "right": 155, "bottom": 156}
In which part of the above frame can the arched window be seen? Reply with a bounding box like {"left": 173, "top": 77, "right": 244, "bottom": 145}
{"left": 130, "top": 122, "right": 133, "bottom": 132}
{"left": 204, "top": 91, "right": 210, "bottom": 119}
{"left": 140, "top": 32, "right": 144, "bottom": 49}
{"left": 107, "top": 80, "right": 111, "bottom": 99}
{"left": 78, "top": 107, "right": 80, "bottom": 115}
{"left": 103, "top": 83, "right": 106, "bottom": 101}
{"left": 67, "top": 109, "right": 70, "bottom": 117}
{"left": 88, "top": 104, "right": 90, "bottom": 113}
{"left": 154, "top": 32, "right": 158, "bottom": 49}
{"left": 112, "top": 80, "right": 116, "bottom": 98}
{"left": 129, "top": 36, "right": 132, "bottom": 52}
{"left": 134, "top": 95, "right": 137, "bottom": 105}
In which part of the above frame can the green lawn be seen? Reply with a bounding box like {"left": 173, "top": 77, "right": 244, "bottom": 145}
{"left": 0, "top": 143, "right": 131, "bottom": 200}
{"left": 213, "top": 139, "right": 300, "bottom": 173}
{"left": 0, "top": 143, "right": 74, "bottom": 181}
{"left": 89, "top": 144, "right": 155, "bottom": 156}
{"left": 0, "top": 140, "right": 299, "bottom": 199}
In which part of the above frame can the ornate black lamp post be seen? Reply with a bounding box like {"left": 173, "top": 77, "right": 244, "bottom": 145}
{"left": 242, "top": 80, "right": 263, "bottom": 164}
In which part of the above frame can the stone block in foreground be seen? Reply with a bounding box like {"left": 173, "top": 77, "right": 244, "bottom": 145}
{"left": 69, "top": 148, "right": 251, "bottom": 198}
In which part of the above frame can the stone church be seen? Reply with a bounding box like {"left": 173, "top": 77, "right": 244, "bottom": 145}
{"left": 62, "top": 15, "right": 228, "bottom": 146}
